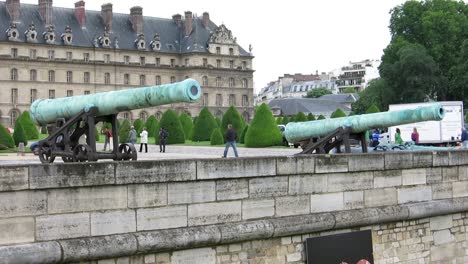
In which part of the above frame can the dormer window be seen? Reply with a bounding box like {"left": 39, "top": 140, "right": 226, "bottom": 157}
{"left": 135, "top": 34, "right": 146, "bottom": 50}
{"left": 150, "top": 33, "right": 161, "bottom": 51}
{"left": 99, "top": 30, "right": 111, "bottom": 48}
{"left": 25, "top": 23, "right": 38, "bottom": 43}
{"left": 61, "top": 25, "right": 73, "bottom": 45}
{"left": 6, "top": 23, "right": 20, "bottom": 42}
{"left": 43, "top": 26, "right": 56, "bottom": 44}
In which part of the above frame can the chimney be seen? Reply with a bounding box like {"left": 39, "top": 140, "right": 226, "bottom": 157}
{"left": 184, "top": 11, "right": 192, "bottom": 36}
{"left": 202, "top": 12, "right": 210, "bottom": 28}
{"left": 101, "top": 3, "right": 113, "bottom": 31}
{"left": 74, "top": 1, "right": 86, "bottom": 28}
{"left": 130, "top": 6, "right": 143, "bottom": 34}
{"left": 6, "top": 0, "right": 20, "bottom": 23}
{"left": 38, "top": 0, "right": 53, "bottom": 26}
{"left": 172, "top": 14, "right": 182, "bottom": 28}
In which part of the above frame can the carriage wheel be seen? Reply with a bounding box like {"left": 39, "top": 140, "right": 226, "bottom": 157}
{"left": 38, "top": 144, "right": 55, "bottom": 164}
{"left": 61, "top": 156, "right": 76, "bottom": 162}
{"left": 73, "top": 144, "right": 91, "bottom": 162}
{"left": 119, "top": 144, "right": 137, "bottom": 161}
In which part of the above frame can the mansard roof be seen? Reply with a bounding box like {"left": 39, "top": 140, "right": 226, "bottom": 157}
{"left": 268, "top": 97, "right": 351, "bottom": 116}
{"left": 0, "top": 2, "right": 250, "bottom": 55}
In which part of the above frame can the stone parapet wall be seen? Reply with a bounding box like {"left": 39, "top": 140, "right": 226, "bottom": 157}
{"left": 1, "top": 150, "right": 468, "bottom": 263}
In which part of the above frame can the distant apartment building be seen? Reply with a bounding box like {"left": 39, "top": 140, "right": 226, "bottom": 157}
{"left": 335, "top": 59, "right": 380, "bottom": 93}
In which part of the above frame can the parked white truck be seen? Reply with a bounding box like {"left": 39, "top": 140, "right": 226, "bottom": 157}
{"left": 388, "top": 101, "right": 464, "bottom": 145}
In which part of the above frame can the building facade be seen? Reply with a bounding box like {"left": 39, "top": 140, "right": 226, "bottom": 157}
{"left": 335, "top": 59, "right": 380, "bottom": 93}
{"left": 0, "top": 0, "right": 254, "bottom": 128}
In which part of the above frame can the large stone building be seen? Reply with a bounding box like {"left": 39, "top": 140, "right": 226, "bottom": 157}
{"left": 0, "top": 0, "right": 254, "bottom": 128}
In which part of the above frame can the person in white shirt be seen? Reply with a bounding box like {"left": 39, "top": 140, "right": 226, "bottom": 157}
{"left": 139, "top": 127, "right": 148, "bottom": 153}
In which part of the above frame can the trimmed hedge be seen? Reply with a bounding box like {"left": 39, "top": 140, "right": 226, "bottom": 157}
{"left": 295, "top": 112, "right": 307, "bottom": 122}
{"left": 244, "top": 103, "right": 282, "bottom": 147}
{"left": 331, "top": 108, "right": 347, "bottom": 118}
{"left": 317, "top": 115, "right": 326, "bottom": 120}
{"left": 159, "top": 109, "right": 185, "bottom": 144}
{"left": 179, "top": 113, "right": 193, "bottom": 141}
{"left": 240, "top": 125, "right": 249, "bottom": 144}
{"left": 276, "top": 117, "right": 283, "bottom": 124}
{"left": 215, "top": 117, "right": 222, "bottom": 128}
{"left": 118, "top": 119, "right": 131, "bottom": 143}
{"left": 282, "top": 116, "right": 289, "bottom": 124}
{"left": 18, "top": 111, "right": 39, "bottom": 140}
{"left": 13, "top": 122, "right": 28, "bottom": 147}
{"left": 307, "top": 113, "right": 316, "bottom": 121}
{"left": 210, "top": 128, "right": 224, "bottom": 145}
{"left": 192, "top": 107, "right": 218, "bottom": 141}
{"left": 366, "top": 104, "right": 381, "bottom": 114}
{"left": 0, "top": 123, "right": 15, "bottom": 148}
{"left": 221, "top": 106, "right": 244, "bottom": 139}
{"left": 145, "top": 115, "right": 159, "bottom": 138}
{"left": 133, "top": 119, "right": 144, "bottom": 136}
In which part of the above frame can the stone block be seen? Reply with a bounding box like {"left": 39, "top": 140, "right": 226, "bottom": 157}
{"left": 327, "top": 172, "right": 373, "bottom": 192}
{"left": 364, "top": 188, "right": 397, "bottom": 207}
{"left": 398, "top": 186, "right": 432, "bottom": 204}
{"left": 242, "top": 199, "right": 274, "bottom": 220}
{"left": 276, "top": 155, "right": 315, "bottom": 176}
{"left": 289, "top": 175, "right": 327, "bottom": 195}
{"left": 458, "top": 166, "right": 468, "bottom": 181}
{"left": 287, "top": 252, "right": 302, "bottom": 262}
{"left": 271, "top": 213, "right": 335, "bottom": 237}
{"left": 60, "top": 234, "right": 138, "bottom": 262}
{"left": 0, "top": 217, "right": 34, "bottom": 245}
{"left": 0, "top": 242, "right": 62, "bottom": 264}
{"left": 188, "top": 201, "right": 241, "bottom": 226}
{"left": 91, "top": 210, "right": 136, "bottom": 236}
{"left": 344, "top": 191, "right": 364, "bottom": 210}
{"left": 137, "top": 206, "right": 187, "bottom": 231}
{"left": 29, "top": 163, "right": 114, "bottom": 189}
{"left": 433, "top": 151, "right": 449, "bottom": 167}
{"left": 430, "top": 243, "right": 457, "bottom": 261}
{"left": 275, "top": 196, "right": 309, "bottom": 216}
{"left": 334, "top": 206, "right": 409, "bottom": 229}
{"left": 401, "top": 168, "right": 426, "bottom": 186}
{"left": 47, "top": 186, "right": 127, "bottom": 214}
{"left": 448, "top": 150, "right": 468, "bottom": 166}
{"left": 0, "top": 190, "right": 46, "bottom": 218}
{"left": 197, "top": 158, "right": 276, "bottom": 179}
{"left": 412, "top": 151, "right": 433, "bottom": 167}
{"left": 348, "top": 153, "right": 384, "bottom": 172}
{"left": 115, "top": 160, "right": 196, "bottom": 184}
{"left": 249, "top": 176, "right": 288, "bottom": 198}
{"left": 310, "top": 192, "right": 343, "bottom": 213}
{"left": 433, "top": 230, "right": 454, "bottom": 245}
{"left": 168, "top": 181, "right": 215, "bottom": 204}
{"left": 36, "top": 213, "right": 90, "bottom": 240}
{"left": 430, "top": 215, "right": 453, "bottom": 231}
{"left": 452, "top": 181, "right": 468, "bottom": 198}
{"left": 172, "top": 248, "right": 216, "bottom": 264}
{"left": 426, "top": 167, "right": 442, "bottom": 183}
{"left": 315, "top": 155, "right": 348, "bottom": 173}
{"left": 432, "top": 183, "right": 452, "bottom": 200}
{"left": 442, "top": 167, "right": 459, "bottom": 182}
{"left": 216, "top": 179, "right": 249, "bottom": 200}
{"left": 385, "top": 152, "right": 413, "bottom": 169}
{"left": 219, "top": 220, "right": 274, "bottom": 243}
{"left": 0, "top": 166, "right": 28, "bottom": 191}
{"left": 374, "top": 170, "right": 402, "bottom": 188}
{"left": 128, "top": 183, "right": 167, "bottom": 208}
{"left": 98, "top": 259, "right": 116, "bottom": 264}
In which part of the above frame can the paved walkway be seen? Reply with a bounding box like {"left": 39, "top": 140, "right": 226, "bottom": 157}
{"left": 0, "top": 144, "right": 302, "bottom": 165}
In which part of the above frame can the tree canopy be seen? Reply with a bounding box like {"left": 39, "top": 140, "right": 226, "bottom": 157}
{"left": 305, "top": 88, "right": 332, "bottom": 98}
{"left": 330, "top": 109, "right": 347, "bottom": 119}
{"left": 244, "top": 103, "right": 283, "bottom": 147}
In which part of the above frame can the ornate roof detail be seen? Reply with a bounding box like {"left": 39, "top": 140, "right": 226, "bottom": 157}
{"left": 24, "top": 22, "right": 38, "bottom": 43}
{"left": 61, "top": 25, "right": 73, "bottom": 45}
{"left": 150, "top": 33, "right": 161, "bottom": 51}
{"left": 208, "top": 24, "right": 236, "bottom": 45}
{"left": 135, "top": 34, "right": 146, "bottom": 50}
{"left": 42, "top": 25, "right": 56, "bottom": 44}
{"left": 98, "top": 28, "right": 111, "bottom": 48}
{"left": 6, "top": 23, "right": 20, "bottom": 41}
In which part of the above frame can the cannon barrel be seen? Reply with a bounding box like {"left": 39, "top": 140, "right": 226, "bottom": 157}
{"left": 30, "top": 78, "right": 201, "bottom": 126}
{"left": 284, "top": 103, "right": 445, "bottom": 143}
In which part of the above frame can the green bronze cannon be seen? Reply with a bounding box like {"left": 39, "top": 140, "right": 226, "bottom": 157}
{"left": 284, "top": 103, "right": 445, "bottom": 154}
{"left": 31, "top": 79, "right": 201, "bottom": 163}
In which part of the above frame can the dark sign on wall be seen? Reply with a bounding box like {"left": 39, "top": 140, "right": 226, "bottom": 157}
{"left": 304, "top": 230, "right": 373, "bottom": 264}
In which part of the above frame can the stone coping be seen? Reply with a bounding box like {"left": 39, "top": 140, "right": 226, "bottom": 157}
{"left": 1, "top": 197, "right": 468, "bottom": 263}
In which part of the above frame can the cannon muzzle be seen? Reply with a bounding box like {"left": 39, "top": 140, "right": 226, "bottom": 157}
{"left": 284, "top": 103, "right": 445, "bottom": 143}
{"left": 30, "top": 78, "right": 201, "bottom": 126}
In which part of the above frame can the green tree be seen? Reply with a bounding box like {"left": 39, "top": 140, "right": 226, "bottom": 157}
{"left": 352, "top": 79, "right": 392, "bottom": 114}
{"left": 317, "top": 115, "right": 326, "bottom": 120}
{"left": 342, "top": 87, "right": 356, "bottom": 94}
{"left": 159, "top": 109, "right": 185, "bottom": 144}
{"left": 330, "top": 109, "right": 347, "bottom": 118}
{"left": 94, "top": 127, "right": 100, "bottom": 141}
{"left": 13, "top": 122, "right": 27, "bottom": 147}
{"left": 41, "top": 126, "right": 47, "bottom": 134}
{"left": 145, "top": 115, "right": 159, "bottom": 137}
{"left": 221, "top": 106, "right": 244, "bottom": 138}
{"left": 118, "top": 119, "right": 131, "bottom": 143}
{"left": 210, "top": 128, "right": 224, "bottom": 145}
{"left": 366, "top": 104, "right": 381, "bottom": 114}
{"left": 192, "top": 107, "right": 218, "bottom": 141}
{"left": 276, "top": 117, "right": 283, "bottom": 124}
{"left": 307, "top": 113, "right": 316, "bottom": 121}
{"left": 295, "top": 112, "right": 307, "bottom": 122}
{"left": 305, "top": 88, "right": 332, "bottom": 98}
{"left": 465, "top": 110, "right": 468, "bottom": 124}
{"left": 244, "top": 103, "right": 283, "bottom": 147}
{"left": 239, "top": 125, "right": 249, "bottom": 144}
{"left": 179, "top": 113, "right": 193, "bottom": 141}
{"left": 133, "top": 119, "right": 144, "bottom": 136}
{"left": 17, "top": 111, "right": 39, "bottom": 140}
{"left": 0, "top": 124, "right": 14, "bottom": 149}
{"left": 282, "top": 116, "right": 289, "bottom": 124}
{"left": 215, "top": 117, "right": 222, "bottom": 128}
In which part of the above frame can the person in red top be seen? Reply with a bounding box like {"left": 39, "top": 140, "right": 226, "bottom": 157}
{"left": 411, "top": 127, "right": 419, "bottom": 144}
{"left": 103, "top": 127, "right": 113, "bottom": 151}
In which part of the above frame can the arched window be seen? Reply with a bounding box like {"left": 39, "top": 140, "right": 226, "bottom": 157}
{"left": 122, "top": 112, "right": 131, "bottom": 120}
{"left": 30, "top": 70, "right": 37, "bottom": 81}
{"left": 202, "top": 76, "right": 208, "bottom": 86}
{"left": 229, "top": 78, "right": 235, "bottom": 88}
{"left": 48, "top": 70, "right": 55, "bottom": 82}
{"left": 10, "top": 109, "right": 20, "bottom": 127}
{"left": 229, "top": 48, "right": 234, "bottom": 56}
{"left": 10, "top": 68, "right": 18, "bottom": 81}
{"left": 155, "top": 75, "right": 161, "bottom": 85}
{"left": 242, "top": 111, "right": 250, "bottom": 123}
{"left": 139, "top": 111, "right": 148, "bottom": 121}
{"left": 156, "top": 111, "right": 163, "bottom": 120}
{"left": 242, "top": 79, "right": 248, "bottom": 88}
{"left": 170, "top": 76, "right": 176, "bottom": 83}
{"left": 215, "top": 110, "right": 223, "bottom": 118}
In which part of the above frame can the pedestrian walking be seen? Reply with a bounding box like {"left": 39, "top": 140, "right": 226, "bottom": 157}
{"left": 102, "top": 127, "right": 113, "bottom": 151}
{"left": 371, "top": 129, "right": 380, "bottom": 147}
{"left": 129, "top": 126, "right": 137, "bottom": 145}
{"left": 411, "top": 127, "right": 419, "bottom": 144}
{"left": 159, "top": 127, "right": 168, "bottom": 153}
{"left": 222, "top": 124, "right": 239, "bottom": 158}
{"left": 461, "top": 127, "right": 468, "bottom": 148}
{"left": 139, "top": 127, "right": 148, "bottom": 153}
{"left": 395, "top": 128, "right": 403, "bottom": 144}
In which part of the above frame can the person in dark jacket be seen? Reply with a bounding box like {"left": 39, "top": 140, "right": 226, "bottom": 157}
{"left": 159, "top": 127, "right": 168, "bottom": 153}
{"left": 223, "top": 124, "right": 239, "bottom": 158}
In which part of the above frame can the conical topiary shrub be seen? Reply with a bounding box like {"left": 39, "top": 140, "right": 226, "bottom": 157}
{"left": 210, "top": 128, "right": 224, "bottom": 145}
{"left": 317, "top": 115, "right": 326, "bottom": 120}
{"left": 331, "top": 108, "right": 347, "bottom": 118}
{"left": 159, "top": 109, "right": 185, "bottom": 144}
{"left": 239, "top": 125, "right": 249, "bottom": 144}
{"left": 282, "top": 116, "right": 289, "bottom": 124}
{"left": 0, "top": 123, "right": 14, "bottom": 149}
{"left": 118, "top": 119, "right": 131, "bottom": 143}
{"left": 295, "top": 112, "right": 307, "bottom": 122}
{"left": 276, "top": 117, "right": 283, "bottom": 124}
{"left": 307, "top": 113, "right": 316, "bottom": 121}
{"left": 18, "top": 111, "right": 39, "bottom": 140}
{"left": 192, "top": 107, "right": 218, "bottom": 141}
{"left": 13, "top": 122, "right": 28, "bottom": 147}
{"left": 215, "top": 117, "right": 221, "bottom": 128}
{"left": 179, "top": 113, "right": 194, "bottom": 141}
{"left": 221, "top": 106, "right": 244, "bottom": 139}
{"left": 366, "top": 104, "right": 381, "bottom": 114}
{"left": 145, "top": 115, "right": 158, "bottom": 138}
{"left": 244, "top": 103, "right": 283, "bottom": 147}
{"left": 133, "top": 119, "right": 144, "bottom": 136}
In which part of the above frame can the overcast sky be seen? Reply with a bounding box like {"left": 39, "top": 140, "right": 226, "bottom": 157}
{"left": 21, "top": 0, "right": 409, "bottom": 93}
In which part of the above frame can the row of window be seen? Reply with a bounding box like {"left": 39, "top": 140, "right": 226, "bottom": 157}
{"left": 10, "top": 48, "right": 248, "bottom": 69}
{"left": 9, "top": 68, "right": 250, "bottom": 88}
{"left": 10, "top": 88, "right": 250, "bottom": 107}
